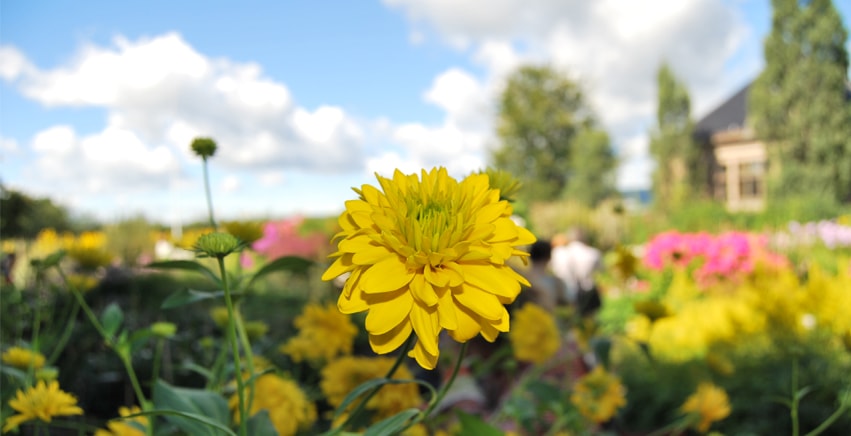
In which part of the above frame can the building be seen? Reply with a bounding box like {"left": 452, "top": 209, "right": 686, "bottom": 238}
{"left": 694, "top": 83, "right": 767, "bottom": 212}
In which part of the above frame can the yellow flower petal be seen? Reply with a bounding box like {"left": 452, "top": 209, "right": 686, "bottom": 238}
{"left": 365, "top": 290, "right": 413, "bottom": 335}
{"left": 360, "top": 256, "right": 415, "bottom": 294}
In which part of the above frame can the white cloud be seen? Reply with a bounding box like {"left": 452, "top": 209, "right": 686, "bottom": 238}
{"left": 3, "top": 32, "right": 368, "bottom": 214}
{"left": 221, "top": 175, "right": 240, "bottom": 193}
{"left": 0, "top": 46, "right": 33, "bottom": 81}
{"left": 385, "top": 0, "right": 755, "bottom": 190}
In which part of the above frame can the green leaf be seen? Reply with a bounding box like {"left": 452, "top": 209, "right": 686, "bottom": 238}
{"left": 455, "top": 410, "right": 503, "bottom": 436}
{"left": 0, "top": 365, "right": 28, "bottom": 383}
{"left": 244, "top": 256, "right": 314, "bottom": 290}
{"left": 127, "top": 328, "right": 155, "bottom": 354}
{"left": 101, "top": 303, "right": 124, "bottom": 337}
{"left": 180, "top": 362, "right": 215, "bottom": 382}
{"left": 590, "top": 336, "right": 612, "bottom": 369}
{"left": 152, "top": 379, "right": 231, "bottom": 435}
{"left": 364, "top": 408, "right": 421, "bottom": 436}
{"left": 124, "top": 409, "right": 236, "bottom": 436}
{"left": 161, "top": 289, "right": 226, "bottom": 309}
{"left": 147, "top": 260, "right": 222, "bottom": 286}
{"left": 526, "top": 379, "right": 562, "bottom": 406}
{"left": 246, "top": 409, "right": 278, "bottom": 436}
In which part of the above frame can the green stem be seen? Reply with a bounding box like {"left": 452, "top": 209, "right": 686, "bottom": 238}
{"left": 119, "top": 353, "right": 150, "bottom": 431}
{"left": 151, "top": 338, "right": 165, "bottom": 387}
{"left": 49, "top": 277, "right": 83, "bottom": 365}
{"left": 206, "top": 341, "right": 230, "bottom": 391}
{"left": 792, "top": 358, "right": 800, "bottom": 436}
{"left": 233, "top": 310, "right": 256, "bottom": 412}
{"left": 332, "top": 336, "right": 416, "bottom": 433}
{"left": 804, "top": 402, "right": 849, "bottom": 436}
{"left": 202, "top": 157, "right": 217, "bottom": 229}
{"left": 217, "top": 256, "right": 246, "bottom": 436}
{"left": 423, "top": 342, "right": 468, "bottom": 418}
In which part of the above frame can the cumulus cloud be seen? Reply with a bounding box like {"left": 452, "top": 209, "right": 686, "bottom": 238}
{"left": 0, "top": 33, "right": 370, "bottom": 215}
{"left": 385, "top": 0, "right": 755, "bottom": 190}
{"left": 7, "top": 33, "right": 366, "bottom": 181}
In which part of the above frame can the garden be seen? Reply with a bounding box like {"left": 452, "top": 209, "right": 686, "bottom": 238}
{"left": 1, "top": 162, "right": 850, "bottom": 435}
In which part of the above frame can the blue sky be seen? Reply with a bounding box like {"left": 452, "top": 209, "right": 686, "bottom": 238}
{"left": 2, "top": 0, "right": 849, "bottom": 226}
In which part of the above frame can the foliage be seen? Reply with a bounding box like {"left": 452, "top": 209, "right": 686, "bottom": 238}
{"left": 491, "top": 65, "right": 616, "bottom": 206}
{"left": 0, "top": 186, "right": 72, "bottom": 239}
{"left": 648, "top": 63, "right": 704, "bottom": 208}
{"left": 749, "top": 0, "right": 851, "bottom": 203}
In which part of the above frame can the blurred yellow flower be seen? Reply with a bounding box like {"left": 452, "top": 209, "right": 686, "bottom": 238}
{"left": 2, "top": 346, "right": 46, "bottom": 370}
{"left": 66, "top": 273, "right": 99, "bottom": 293}
{"left": 223, "top": 220, "right": 265, "bottom": 245}
{"left": 244, "top": 320, "right": 269, "bottom": 340}
{"left": 229, "top": 373, "right": 316, "bottom": 436}
{"left": 280, "top": 302, "right": 358, "bottom": 364}
{"left": 681, "top": 382, "right": 731, "bottom": 433}
{"left": 209, "top": 306, "right": 230, "bottom": 329}
{"left": 509, "top": 303, "right": 560, "bottom": 364}
{"left": 320, "top": 355, "right": 421, "bottom": 422}
{"left": 3, "top": 380, "right": 84, "bottom": 433}
{"left": 65, "top": 231, "right": 113, "bottom": 269}
{"left": 570, "top": 366, "right": 627, "bottom": 424}
{"left": 322, "top": 167, "right": 535, "bottom": 369}
{"left": 94, "top": 406, "right": 148, "bottom": 436}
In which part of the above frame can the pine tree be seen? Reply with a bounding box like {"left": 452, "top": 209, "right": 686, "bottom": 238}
{"left": 649, "top": 63, "right": 700, "bottom": 208}
{"left": 749, "top": 0, "right": 851, "bottom": 203}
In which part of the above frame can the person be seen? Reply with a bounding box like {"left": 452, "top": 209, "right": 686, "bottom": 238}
{"left": 520, "top": 239, "right": 569, "bottom": 312}
{"left": 550, "top": 227, "right": 603, "bottom": 318}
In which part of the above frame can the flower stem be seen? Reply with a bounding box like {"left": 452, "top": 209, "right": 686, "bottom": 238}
{"left": 333, "top": 335, "right": 416, "bottom": 433}
{"left": 151, "top": 338, "right": 165, "bottom": 386}
{"left": 47, "top": 302, "right": 80, "bottom": 365}
{"left": 423, "top": 342, "right": 468, "bottom": 418}
{"left": 234, "top": 310, "right": 257, "bottom": 412}
{"left": 217, "top": 256, "right": 246, "bottom": 436}
{"left": 792, "top": 358, "right": 800, "bottom": 436}
{"left": 202, "top": 157, "right": 217, "bottom": 229}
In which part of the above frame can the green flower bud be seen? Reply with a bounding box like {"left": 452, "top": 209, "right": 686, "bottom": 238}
{"left": 150, "top": 322, "right": 177, "bottom": 339}
{"left": 193, "top": 232, "right": 244, "bottom": 258}
{"left": 223, "top": 220, "right": 265, "bottom": 245}
{"left": 245, "top": 321, "right": 269, "bottom": 341}
{"left": 478, "top": 168, "right": 522, "bottom": 202}
{"left": 35, "top": 367, "right": 59, "bottom": 382}
{"left": 190, "top": 137, "right": 218, "bottom": 159}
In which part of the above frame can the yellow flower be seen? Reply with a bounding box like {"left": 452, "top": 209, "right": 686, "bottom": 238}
{"left": 209, "top": 306, "right": 230, "bottom": 328}
{"left": 320, "top": 355, "right": 422, "bottom": 422}
{"left": 570, "top": 366, "right": 627, "bottom": 423}
{"left": 509, "top": 303, "right": 560, "bottom": 364}
{"left": 3, "top": 380, "right": 84, "bottom": 432}
{"left": 94, "top": 406, "right": 148, "bottom": 436}
{"left": 229, "top": 373, "right": 316, "bottom": 436}
{"left": 223, "top": 220, "right": 265, "bottom": 245}
{"left": 681, "top": 382, "right": 731, "bottom": 433}
{"left": 322, "top": 167, "right": 535, "bottom": 369}
{"left": 66, "top": 273, "right": 99, "bottom": 293}
{"left": 65, "top": 231, "right": 113, "bottom": 269}
{"left": 2, "top": 347, "right": 46, "bottom": 370}
{"left": 280, "top": 302, "right": 358, "bottom": 364}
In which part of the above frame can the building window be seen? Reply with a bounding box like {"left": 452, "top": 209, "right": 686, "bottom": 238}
{"left": 739, "top": 161, "right": 766, "bottom": 199}
{"left": 713, "top": 165, "right": 727, "bottom": 201}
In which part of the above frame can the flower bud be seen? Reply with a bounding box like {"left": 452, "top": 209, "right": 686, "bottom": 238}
{"left": 190, "top": 137, "right": 218, "bottom": 159}
{"left": 193, "top": 232, "right": 243, "bottom": 258}
{"left": 150, "top": 322, "right": 177, "bottom": 339}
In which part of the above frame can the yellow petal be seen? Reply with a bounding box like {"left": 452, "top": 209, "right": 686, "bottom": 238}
{"left": 410, "top": 274, "right": 439, "bottom": 307}
{"left": 365, "top": 290, "right": 413, "bottom": 335}
{"left": 410, "top": 304, "right": 439, "bottom": 356}
{"left": 369, "top": 320, "right": 412, "bottom": 354}
{"left": 408, "top": 340, "right": 439, "bottom": 370}
{"left": 436, "top": 288, "right": 458, "bottom": 331}
{"left": 453, "top": 284, "right": 505, "bottom": 321}
{"left": 338, "top": 284, "right": 369, "bottom": 314}
{"left": 321, "top": 254, "right": 354, "bottom": 281}
{"left": 350, "top": 241, "right": 394, "bottom": 265}
{"left": 359, "top": 256, "right": 414, "bottom": 294}
{"left": 447, "top": 304, "right": 482, "bottom": 342}
{"left": 460, "top": 263, "right": 524, "bottom": 299}
{"left": 424, "top": 265, "right": 449, "bottom": 287}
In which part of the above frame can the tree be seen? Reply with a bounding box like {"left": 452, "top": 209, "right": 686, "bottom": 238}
{"left": 648, "top": 63, "right": 702, "bottom": 208}
{"left": 564, "top": 130, "right": 617, "bottom": 206}
{"left": 491, "top": 65, "right": 615, "bottom": 205}
{"left": 0, "top": 186, "right": 71, "bottom": 239}
{"left": 749, "top": 0, "right": 851, "bottom": 203}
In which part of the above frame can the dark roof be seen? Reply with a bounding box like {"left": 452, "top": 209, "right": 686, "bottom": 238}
{"left": 694, "top": 83, "right": 750, "bottom": 139}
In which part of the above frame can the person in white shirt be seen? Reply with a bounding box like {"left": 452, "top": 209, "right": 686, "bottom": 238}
{"left": 550, "top": 227, "right": 603, "bottom": 317}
